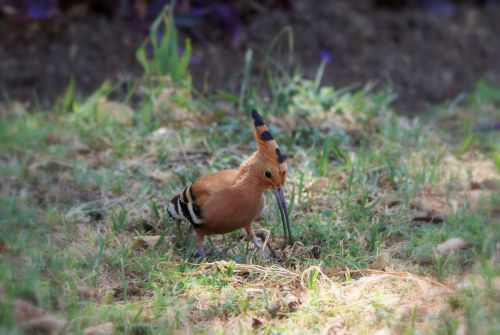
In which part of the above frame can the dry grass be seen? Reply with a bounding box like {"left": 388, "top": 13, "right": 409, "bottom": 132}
{"left": 164, "top": 261, "right": 454, "bottom": 334}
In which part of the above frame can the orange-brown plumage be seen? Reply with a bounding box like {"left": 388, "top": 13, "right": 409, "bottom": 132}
{"left": 167, "top": 110, "right": 290, "bottom": 257}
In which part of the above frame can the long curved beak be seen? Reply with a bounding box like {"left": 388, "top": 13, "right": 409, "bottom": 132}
{"left": 272, "top": 187, "right": 292, "bottom": 244}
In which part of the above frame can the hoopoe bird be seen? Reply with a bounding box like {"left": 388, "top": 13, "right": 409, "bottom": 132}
{"left": 166, "top": 109, "right": 291, "bottom": 257}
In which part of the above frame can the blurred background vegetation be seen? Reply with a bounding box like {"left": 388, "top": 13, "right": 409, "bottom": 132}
{"left": 2, "top": 0, "right": 500, "bottom": 112}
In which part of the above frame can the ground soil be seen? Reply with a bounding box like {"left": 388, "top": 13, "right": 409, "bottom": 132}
{"left": 1, "top": 0, "right": 500, "bottom": 113}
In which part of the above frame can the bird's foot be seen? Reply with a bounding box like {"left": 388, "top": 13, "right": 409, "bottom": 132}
{"left": 252, "top": 236, "right": 262, "bottom": 249}
{"left": 195, "top": 245, "right": 206, "bottom": 259}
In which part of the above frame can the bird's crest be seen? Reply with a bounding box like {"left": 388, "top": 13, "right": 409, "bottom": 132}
{"left": 251, "top": 109, "right": 287, "bottom": 168}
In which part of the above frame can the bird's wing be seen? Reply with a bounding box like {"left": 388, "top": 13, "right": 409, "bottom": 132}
{"left": 166, "top": 182, "right": 204, "bottom": 227}
{"left": 191, "top": 169, "right": 238, "bottom": 206}
{"left": 167, "top": 169, "right": 239, "bottom": 227}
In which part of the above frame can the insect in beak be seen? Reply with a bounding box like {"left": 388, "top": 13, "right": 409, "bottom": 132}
{"left": 272, "top": 186, "right": 292, "bottom": 244}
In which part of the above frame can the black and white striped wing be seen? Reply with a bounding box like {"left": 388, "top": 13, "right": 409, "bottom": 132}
{"left": 167, "top": 183, "right": 203, "bottom": 228}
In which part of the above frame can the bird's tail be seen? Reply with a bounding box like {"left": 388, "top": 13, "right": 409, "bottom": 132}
{"left": 166, "top": 183, "right": 203, "bottom": 228}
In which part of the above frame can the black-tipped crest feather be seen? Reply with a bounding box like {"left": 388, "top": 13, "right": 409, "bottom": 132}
{"left": 251, "top": 109, "right": 287, "bottom": 166}
{"left": 276, "top": 148, "right": 285, "bottom": 163}
{"left": 260, "top": 131, "right": 274, "bottom": 141}
{"left": 251, "top": 109, "right": 265, "bottom": 127}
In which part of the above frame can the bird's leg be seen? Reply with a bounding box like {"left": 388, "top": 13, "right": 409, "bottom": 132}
{"left": 244, "top": 225, "right": 261, "bottom": 249}
{"left": 195, "top": 231, "right": 206, "bottom": 259}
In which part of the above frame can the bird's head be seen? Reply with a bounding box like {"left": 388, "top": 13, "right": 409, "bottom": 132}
{"left": 250, "top": 109, "right": 292, "bottom": 243}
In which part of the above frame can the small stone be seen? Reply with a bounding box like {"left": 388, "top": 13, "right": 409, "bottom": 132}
{"left": 83, "top": 322, "right": 114, "bottom": 335}
{"left": 142, "top": 235, "right": 161, "bottom": 246}
{"left": 267, "top": 302, "right": 281, "bottom": 317}
{"left": 436, "top": 238, "right": 467, "bottom": 256}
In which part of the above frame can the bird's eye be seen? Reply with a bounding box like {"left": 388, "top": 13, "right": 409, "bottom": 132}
{"left": 264, "top": 170, "right": 272, "bottom": 179}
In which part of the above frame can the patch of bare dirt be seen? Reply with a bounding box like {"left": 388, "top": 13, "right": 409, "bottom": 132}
{"left": 409, "top": 156, "right": 500, "bottom": 223}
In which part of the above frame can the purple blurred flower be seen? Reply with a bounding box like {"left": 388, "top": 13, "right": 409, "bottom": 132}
{"left": 418, "top": 0, "right": 456, "bottom": 15}
{"left": 320, "top": 47, "right": 332, "bottom": 64}
{"left": 28, "top": 0, "right": 58, "bottom": 20}
{"left": 1, "top": 0, "right": 58, "bottom": 20}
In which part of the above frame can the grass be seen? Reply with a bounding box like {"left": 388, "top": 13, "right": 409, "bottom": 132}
{"left": 1, "top": 9, "right": 499, "bottom": 334}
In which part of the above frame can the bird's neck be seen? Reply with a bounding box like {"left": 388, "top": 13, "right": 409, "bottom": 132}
{"left": 236, "top": 151, "right": 269, "bottom": 193}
